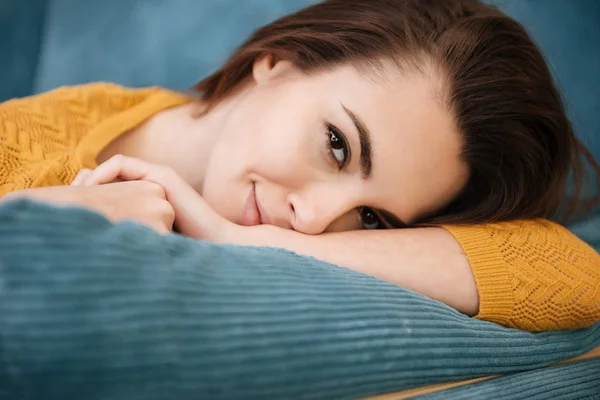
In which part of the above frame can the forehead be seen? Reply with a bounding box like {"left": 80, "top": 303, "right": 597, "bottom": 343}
{"left": 313, "top": 62, "right": 469, "bottom": 222}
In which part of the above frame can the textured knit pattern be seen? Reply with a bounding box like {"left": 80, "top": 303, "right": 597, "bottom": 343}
{"left": 0, "top": 83, "right": 599, "bottom": 332}
{"left": 0, "top": 199, "right": 599, "bottom": 400}
{"left": 0, "top": 83, "right": 190, "bottom": 194}
{"left": 445, "top": 221, "right": 600, "bottom": 331}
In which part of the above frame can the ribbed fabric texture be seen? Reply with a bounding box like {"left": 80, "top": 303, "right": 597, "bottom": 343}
{"left": 415, "top": 358, "right": 600, "bottom": 399}
{"left": 1, "top": 83, "right": 599, "bottom": 332}
{"left": 0, "top": 199, "right": 599, "bottom": 400}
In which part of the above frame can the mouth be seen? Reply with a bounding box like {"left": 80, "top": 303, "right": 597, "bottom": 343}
{"left": 241, "top": 183, "right": 262, "bottom": 226}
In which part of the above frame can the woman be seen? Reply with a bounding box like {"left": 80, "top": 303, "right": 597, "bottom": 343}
{"left": 1, "top": 0, "right": 599, "bottom": 331}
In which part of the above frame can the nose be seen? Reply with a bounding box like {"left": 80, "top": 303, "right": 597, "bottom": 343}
{"left": 287, "top": 188, "right": 357, "bottom": 235}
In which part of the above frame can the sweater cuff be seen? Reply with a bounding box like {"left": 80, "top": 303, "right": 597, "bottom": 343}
{"left": 441, "top": 225, "right": 515, "bottom": 326}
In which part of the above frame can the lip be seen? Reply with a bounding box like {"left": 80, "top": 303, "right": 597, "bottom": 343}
{"left": 241, "top": 183, "right": 262, "bottom": 226}
{"left": 255, "top": 194, "right": 272, "bottom": 226}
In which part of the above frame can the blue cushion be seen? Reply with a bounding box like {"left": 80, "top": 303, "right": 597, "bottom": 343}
{"left": 0, "top": 199, "right": 599, "bottom": 399}
{"left": 34, "top": 0, "right": 316, "bottom": 93}
{"left": 0, "top": 0, "right": 48, "bottom": 101}
{"left": 493, "top": 0, "right": 600, "bottom": 162}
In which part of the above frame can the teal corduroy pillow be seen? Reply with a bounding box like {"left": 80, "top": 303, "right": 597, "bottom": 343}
{"left": 0, "top": 199, "right": 598, "bottom": 400}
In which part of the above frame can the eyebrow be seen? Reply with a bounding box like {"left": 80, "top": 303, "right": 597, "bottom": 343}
{"left": 341, "top": 104, "right": 372, "bottom": 179}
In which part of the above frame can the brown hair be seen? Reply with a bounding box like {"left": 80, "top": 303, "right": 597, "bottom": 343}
{"left": 194, "top": 0, "right": 600, "bottom": 226}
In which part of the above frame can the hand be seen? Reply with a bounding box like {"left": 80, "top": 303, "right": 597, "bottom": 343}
{"left": 3, "top": 181, "right": 175, "bottom": 234}
{"left": 74, "top": 155, "right": 238, "bottom": 242}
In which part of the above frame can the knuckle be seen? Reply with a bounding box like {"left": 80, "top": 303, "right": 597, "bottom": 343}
{"left": 164, "top": 201, "right": 175, "bottom": 223}
{"left": 136, "top": 180, "right": 161, "bottom": 192}
{"left": 160, "top": 199, "right": 175, "bottom": 215}
{"left": 122, "top": 155, "right": 138, "bottom": 169}
{"left": 160, "top": 201, "right": 175, "bottom": 227}
{"left": 111, "top": 154, "right": 126, "bottom": 163}
{"left": 154, "top": 183, "right": 168, "bottom": 199}
{"left": 142, "top": 181, "right": 167, "bottom": 199}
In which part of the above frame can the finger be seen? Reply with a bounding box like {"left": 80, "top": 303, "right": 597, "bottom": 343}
{"left": 164, "top": 181, "right": 227, "bottom": 239}
{"left": 86, "top": 155, "right": 177, "bottom": 194}
{"left": 71, "top": 169, "right": 92, "bottom": 186}
{"left": 83, "top": 155, "right": 151, "bottom": 186}
{"left": 83, "top": 156, "right": 185, "bottom": 208}
{"left": 84, "top": 155, "right": 222, "bottom": 238}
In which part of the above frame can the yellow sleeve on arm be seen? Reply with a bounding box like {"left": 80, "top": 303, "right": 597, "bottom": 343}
{"left": 442, "top": 219, "right": 600, "bottom": 331}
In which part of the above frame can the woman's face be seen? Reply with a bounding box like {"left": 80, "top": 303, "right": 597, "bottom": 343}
{"left": 200, "top": 57, "right": 469, "bottom": 233}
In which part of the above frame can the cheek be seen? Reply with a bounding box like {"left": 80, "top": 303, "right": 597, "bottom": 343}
{"left": 201, "top": 78, "right": 329, "bottom": 219}
{"left": 237, "top": 82, "right": 326, "bottom": 178}
{"left": 200, "top": 151, "right": 242, "bottom": 222}
{"left": 243, "top": 112, "right": 322, "bottom": 185}
{"left": 200, "top": 115, "right": 315, "bottom": 221}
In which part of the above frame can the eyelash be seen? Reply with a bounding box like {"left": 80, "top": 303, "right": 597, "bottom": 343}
{"left": 324, "top": 122, "right": 350, "bottom": 170}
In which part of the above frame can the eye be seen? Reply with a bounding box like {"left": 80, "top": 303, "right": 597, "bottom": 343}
{"left": 324, "top": 123, "right": 350, "bottom": 169}
{"left": 359, "top": 207, "right": 382, "bottom": 230}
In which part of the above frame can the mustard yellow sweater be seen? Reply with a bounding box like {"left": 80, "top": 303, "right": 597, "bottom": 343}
{"left": 1, "top": 83, "right": 598, "bottom": 331}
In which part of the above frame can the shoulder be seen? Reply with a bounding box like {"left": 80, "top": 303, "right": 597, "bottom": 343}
{"left": 0, "top": 82, "right": 180, "bottom": 140}
{"left": 3, "top": 82, "right": 171, "bottom": 110}
{"left": 3, "top": 82, "right": 165, "bottom": 114}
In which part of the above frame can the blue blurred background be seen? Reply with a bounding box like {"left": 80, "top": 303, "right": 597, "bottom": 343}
{"left": 1, "top": 0, "right": 598, "bottom": 158}
{"left": 0, "top": 0, "right": 599, "bottom": 242}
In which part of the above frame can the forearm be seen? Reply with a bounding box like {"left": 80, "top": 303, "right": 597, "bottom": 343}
{"left": 69, "top": 156, "right": 479, "bottom": 316}
{"left": 226, "top": 225, "right": 480, "bottom": 316}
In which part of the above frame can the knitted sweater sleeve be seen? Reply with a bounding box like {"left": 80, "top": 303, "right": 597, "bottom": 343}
{"left": 442, "top": 219, "right": 600, "bottom": 331}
